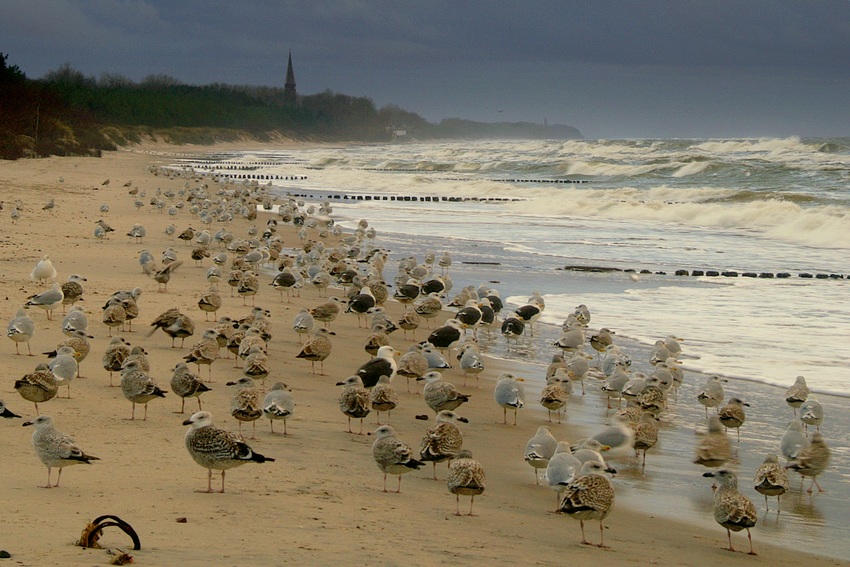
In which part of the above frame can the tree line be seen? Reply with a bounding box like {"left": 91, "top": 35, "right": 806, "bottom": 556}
{"left": 1, "top": 53, "right": 580, "bottom": 160}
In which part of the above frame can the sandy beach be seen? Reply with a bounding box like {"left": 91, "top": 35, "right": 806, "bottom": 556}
{"left": 0, "top": 147, "right": 845, "bottom": 567}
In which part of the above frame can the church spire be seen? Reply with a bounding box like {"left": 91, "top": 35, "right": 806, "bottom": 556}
{"left": 284, "top": 52, "right": 297, "bottom": 106}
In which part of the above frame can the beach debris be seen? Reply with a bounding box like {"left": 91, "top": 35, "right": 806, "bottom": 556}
{"left": 77, "top": 515, "right": 141, "bottom": 550}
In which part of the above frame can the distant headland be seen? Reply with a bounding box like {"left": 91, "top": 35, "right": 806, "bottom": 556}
{"left": 0, "top": 52, "right": 582, "bottom": 160}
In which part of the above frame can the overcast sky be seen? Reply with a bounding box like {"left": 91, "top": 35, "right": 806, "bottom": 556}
{"left": 4, "top": 1, "right": 850, "bottom": 138}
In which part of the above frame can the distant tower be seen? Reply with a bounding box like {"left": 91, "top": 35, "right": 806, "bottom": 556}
{"left": 284, "top": 52, "right": 297, "bottom": 106}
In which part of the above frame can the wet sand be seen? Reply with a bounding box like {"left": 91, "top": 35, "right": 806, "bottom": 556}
{"left": 0, "top": 147, "right": 846, "bottom": 566}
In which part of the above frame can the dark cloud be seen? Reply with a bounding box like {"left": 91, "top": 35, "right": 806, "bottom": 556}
{"left": 3, "top": 0, "right": 849, "bottom": 137}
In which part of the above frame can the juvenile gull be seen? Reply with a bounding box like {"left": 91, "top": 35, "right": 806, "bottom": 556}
{"left": 147, "top": 308, "right": 195, "bottom": 348}
{"left": 226, "top": 376, "right": 262, "bottom": 439}
{"left": 271, "top": 268, "right": 299, "bottom": 302}
{"left": 14, "top": 364, "right": 58, "bottom": 414}
{"left": 296, "top": 328, "right": 334, "bottom": 375}
{"left": 540, "top": 370, "right": 572, "bottom": 423}
{"left": 310, "top": 296, "right": 342, "bottom": 329}
{"left": 494, "top": 372, "right": 525, "bottom": 425}
{"left": 786, "top": 431, "right": 831, "bottom": 493}
{"left": 336, "top": 375, "right": 371, "bottom": 434}
{"left": 24, "top": 283, "right": 64, "bottom": 320}
{"left": 371, "top": 424, "right": 424, "bottom": 492}
{"left": 396, "top": 343, "right": 429, "bottom": 393}
{"left": 262, "top": 382, "right": 295, "bottom": 434}
{"left": 170, "top": 362, "right": 211, "bottom": 413}
{"left": 694, "top": 415, "right": 731, "bottom": 470}
{"left": 525, "top": 425, "right": 558, "bottom": 485}
{"left": 153, "top": 259, "right": 183, "bottom": 292}
{"left": 120, "top": 360, "right": 167, "bottom": 420}
{"left": 702, "top": 469, "right": 758, "bottom": 555}
{"left": 753, "top": 454, "right": 789, "bottom": 512}
{"left": 414, "top": 292, "right": 443, "bottom": 328}
{"left": 363, "top": 323, "right": 390, "bottom": 356}
{"left": 197, "top": 286, "right": 222, "bottom": 321}
{"left": 60, "top": 274, "right": 87, "bottom": 312}
{"left": 717, "top": 397, "right": 749, "bottom": 441}
{"left": 243, "top": 345, "right": 270, "bottom": 384}
{"left": 419, "top": 371, "right": 470, "bottom": 414}
{"left": 101, "top": 300, "right": 126, "bottom": 337}
{"left": 7, "top": 307, "right": 35, "bottom": 355}
{"left": 559, "top": 461, "right": 615, "bottom": 548}
{"left": 784, "top": 375, "right": 809, "bottom": 416}
{"left": 447, "top": 449, "right": 485, "bottom": 516}
{"left": 545, "top": 442, "right": 582, "bottom": 510}
{"left": 419, "top": 409, "right": 468, "bottom": 479}
{"left": 183, "top": 329, "right": 220, "bottom": 381}
{"left": 369, "top": 375, "right": 399, "bottom": 425}
{"left": 397, "top": 310, "right": 420, "bottom": 340}
{"left": 183, "top": 411, "right": 274, "bottom": 493}
{"left": 799, "top": 395, "right": 824, "bottom": 433}
{"left": 23, "top": 415, "right": 99, "bottom": 488}
{"left": 632, "top": 412, "right": 659, "bottom": 474}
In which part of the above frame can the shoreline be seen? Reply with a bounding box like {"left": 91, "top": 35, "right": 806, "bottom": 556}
{"left": 0, "top": 147, "right": 846, "bottom": 566}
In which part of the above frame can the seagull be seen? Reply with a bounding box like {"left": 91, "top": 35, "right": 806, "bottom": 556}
{"left": 30, "top": 255, "right": 57, "bottom": 284}
{"left": 14, "top": 364, "right": 58, "bottom": 414}
{"left": 262, "top": 382, "right": 295, "bottom": 435}
{"left": 371, "top": 424, "right": 423, "bottom": 493}
{"left": 182, "top": 411, "right": 274, "bottom": 493}
{"left": 418, "top": 371, "right": 470, "bottom": 414}
{"left": 702, "top": 469, "right": 758, "bottom": 555}
{"left": 525, "top": 426, "right": 558, "bottom": 485}
{"left": 170, "top": 362, "right": 211, "bottom": 414}
{"left": 786, "top": 431, "right": 831, "bottom": 494}
{"left": 226, "top": 376, "right": 262, "bottom": 440}
{"left": 336, "top": 375, "right": 371, "bottom": 434}
{"left": 784, "top": 375, "right": 809, "bottom": 416}
{"left": 354, "top": 345, "right": 399, "bottom": 388}
{"left": 24, "top": 283, "right": 64, "bottom": 320}
{"left": 120, "top": 360, "right": 167, "bottom": 420}
{"left": 753, "top": 454, "right": 789, "bottom": 512}
{"left": 545, "top": 442, "right": 582, "bottom": 510}
{"left": 559, "top": 461, "right": 615, "bottom": 548}
{"left": 22, "top": 415, "right": 99, "bottom": 488}
{"left": 7, "top": 307, "right": 35, "bottom": 355}
{"left": 419, "top": 410, "right": 468, "bottom": 480}
{"left": 494, "top": 373, "right": 525, "bottom": 425}
{"left": 447, "top": 450, "right": 486, "bottom": 516}
{"left": 696, "top": 375, "right": 727, "bottom": 416}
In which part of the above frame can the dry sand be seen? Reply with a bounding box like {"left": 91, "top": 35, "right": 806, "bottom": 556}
{"left": 0, "top": 148, "right": 844, "bottom": 566}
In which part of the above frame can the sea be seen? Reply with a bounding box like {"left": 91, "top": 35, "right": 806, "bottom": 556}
{"left": 172, "top": 137, "right": 850, "bottom": 559}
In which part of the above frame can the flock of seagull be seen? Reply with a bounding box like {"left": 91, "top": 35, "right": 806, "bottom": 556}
{"left": 2, "top": 163, "right": 834, "bottom": 558}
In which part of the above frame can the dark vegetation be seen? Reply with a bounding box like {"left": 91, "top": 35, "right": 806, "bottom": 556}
{"left": 1, "top": 53, "right": 581, "bottom": 160}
